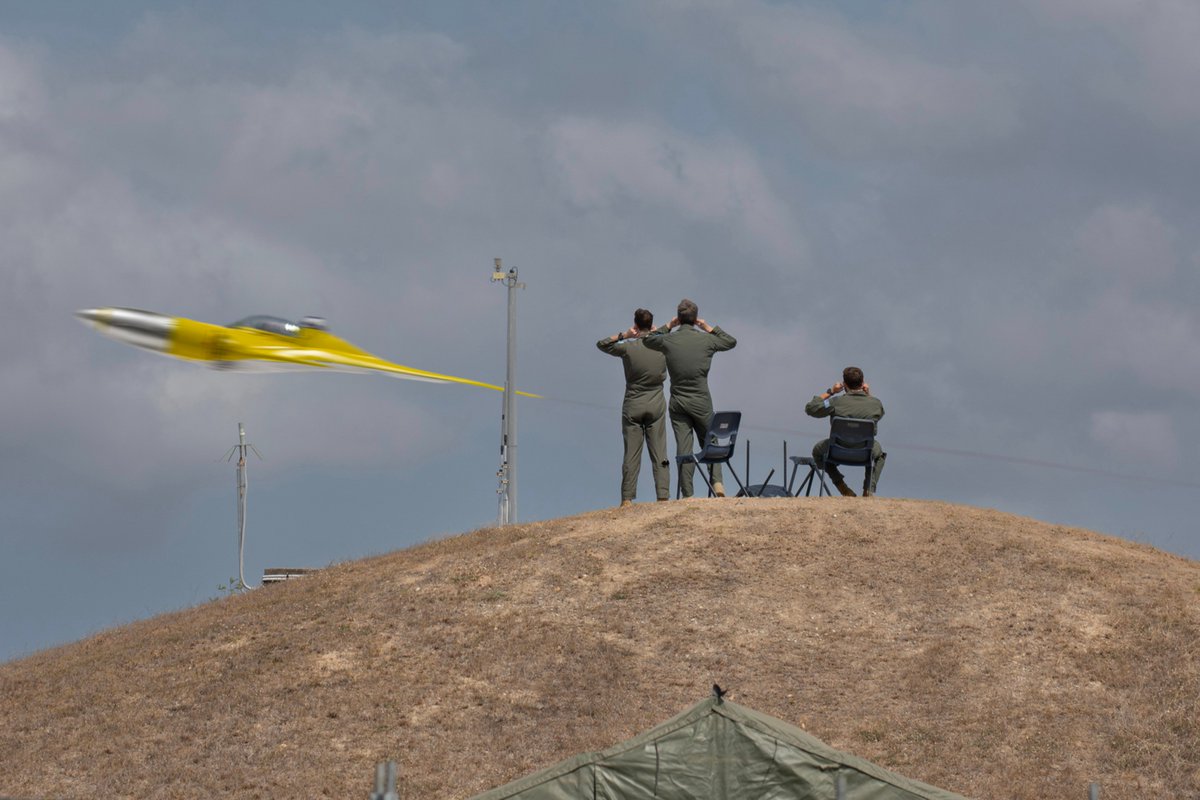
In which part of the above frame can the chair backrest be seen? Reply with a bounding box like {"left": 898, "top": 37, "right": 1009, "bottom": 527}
{"left": 699, "top": 411, "right": 741, "bottom": 461}
{"left": 827, "top": 416, "right": 876, "bottom": 465}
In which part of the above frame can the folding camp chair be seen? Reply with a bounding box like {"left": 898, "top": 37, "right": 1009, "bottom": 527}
{"left": 825, "top": 416, "right": 878, "bottom": 495}
{"left": 675, "top": 411, "right": 749, "bottom": 498}
{"left": 787, "top": 456, "right": 832, "bottom": 497}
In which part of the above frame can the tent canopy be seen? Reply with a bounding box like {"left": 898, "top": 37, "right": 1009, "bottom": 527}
{"left": 471, "top": 695, "right": 969, "bottom": 800}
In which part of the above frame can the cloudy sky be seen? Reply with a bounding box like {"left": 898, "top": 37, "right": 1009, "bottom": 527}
{"left": 2, "top": 1, "right": 1198, "bottom": 662}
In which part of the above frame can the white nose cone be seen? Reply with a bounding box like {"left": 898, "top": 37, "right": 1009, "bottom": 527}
{"left": 75, "top": 307, "right": 174, "bottom": 351}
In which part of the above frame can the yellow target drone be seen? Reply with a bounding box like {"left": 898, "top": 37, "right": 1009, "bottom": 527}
{"left": 76, "top": 307, "right": 539, "bottom": 396}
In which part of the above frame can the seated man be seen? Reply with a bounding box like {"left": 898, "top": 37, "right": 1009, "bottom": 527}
{"left": 805, "top": 366, "right": 886, "bottom": 497}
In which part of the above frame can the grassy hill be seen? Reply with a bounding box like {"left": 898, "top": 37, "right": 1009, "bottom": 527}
{"left": 2, "top": 498, "right": 1198, "bottom": 799}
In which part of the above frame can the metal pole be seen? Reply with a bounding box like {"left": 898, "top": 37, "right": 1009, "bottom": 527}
{"left": 506, "top": 266, "right": 518, "bottom": 523}
{"left": 236, "top": 423, "right": 248, "bottom": 589}
{"left": 835, "top": 772, "right": 847, "bottom": 800}
{"left": 745, "top": 438, "right": 750, "bottom": 493}
{"left": 496, "top": 384, "right": 509, "bottom": 525}
{"left": 224, "top": 423, "right": 261, "bottom": 590}
{"left": 492, "top": 259, "right": 526, "bottom": 525}
{"left": 1088, "top": 782, "right": 1099, "bottom": 800}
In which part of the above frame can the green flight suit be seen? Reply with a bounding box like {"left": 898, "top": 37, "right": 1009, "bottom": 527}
{"left": 597, "top": 334, "right": 670, "bottom": 502}
{"left": 644, "top": 323, "right": 737, "bottom": 497}
{"left": 804, "top": 389, "right": 886, "bottom": 493}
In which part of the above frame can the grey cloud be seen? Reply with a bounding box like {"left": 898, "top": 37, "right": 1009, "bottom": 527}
{"left": 1071, "top": 292, "right": 1200, "bottom": 395}
{"left": 1072, "top": 202, "right": 1179, "bottom": 286}
{"left": 546, "top": 116, "right": 808, "bottom": 268}
{"left": 641, "top": 1, "right": 1020, "bottom": 158}
{"left": 1090, "top": 410, "right": 1179, "bottom": 468}
{"left": 1027, "top": 0, "right": 1200, "bottom": 126}
{"left": 737, "top": 13, "right": 1018, "bottom": 154}
{"left": 0, "top": 40, "right": 45, "bottom": 122}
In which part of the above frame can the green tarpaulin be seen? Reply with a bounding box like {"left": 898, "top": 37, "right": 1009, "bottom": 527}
{"left": 471, "top": 696, "right": 969, "bottom": 800}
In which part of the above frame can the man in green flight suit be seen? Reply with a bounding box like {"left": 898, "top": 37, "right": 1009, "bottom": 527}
{"left": 597, "top": 308, "right": 670, "bottom": 507}
{"left": 805, "top": 366, "right": 886, "bottom": 497}
{"left": 644, "top": 299, "right": 737, "bottom": 498}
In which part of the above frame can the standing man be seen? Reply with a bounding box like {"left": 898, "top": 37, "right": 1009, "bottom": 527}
{"left": 805, "top": 366, "right": 886, "bottom": 497}
{"left": 644, "top": 299, "right": 737, "bottom": 498}
{"left": 597, "top": 308, "right": 670, "bottom": 507}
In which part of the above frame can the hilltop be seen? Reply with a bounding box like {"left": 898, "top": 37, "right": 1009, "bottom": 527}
{"left": 2, "top": 499, "right": 1198, "bottom": 799}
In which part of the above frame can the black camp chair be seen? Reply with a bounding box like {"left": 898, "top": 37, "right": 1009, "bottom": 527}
{"left": 675, "top": 411, "right": 749, "bottom": 498}
{"left": 787, "top": 456, "right": 832, "bottom": 497}
{"left": 825, "top": 416, "right": 878, "bottom": 495}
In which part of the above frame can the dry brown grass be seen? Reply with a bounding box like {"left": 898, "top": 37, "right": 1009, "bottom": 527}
{"left": 2, "top": 499, "right": 1199, "bottom": 799}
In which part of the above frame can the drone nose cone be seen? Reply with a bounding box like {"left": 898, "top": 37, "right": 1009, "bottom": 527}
{"left": 76, "top": 307, "right": 174, "bottom": 351}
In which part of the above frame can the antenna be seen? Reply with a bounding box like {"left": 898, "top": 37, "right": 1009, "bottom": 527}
{"left": 223, "top": 422, "right": 263, "bottom": 590}
{"left": 491, "top": 258, "right": 526, "bottom": 525}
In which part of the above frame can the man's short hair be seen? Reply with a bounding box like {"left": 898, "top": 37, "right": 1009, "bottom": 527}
{"left": 633, "top": 308, "right": 654, "bottom": 331}
{"left": 677, "top": 298, "right": 698, "bottom": 325}
{"left": 843, "top": 366, "right": 865, "bottom": 390}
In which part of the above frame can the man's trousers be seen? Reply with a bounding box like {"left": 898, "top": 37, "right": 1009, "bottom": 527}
{"left": 670, "top": 397, "right": 722, "bottom": 498}
{"left": 622, "top": 406, "right": 670, "bottom": 502}
{"left": 812, "top": 439, "right": 886, "bottom": 494}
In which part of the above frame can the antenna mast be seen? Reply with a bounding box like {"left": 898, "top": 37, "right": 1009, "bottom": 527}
{"left": 224, "top": 422, "right": 263, "bottom": 589}
{"left": 491, "top": 258, "right": 525, "bottom": 525}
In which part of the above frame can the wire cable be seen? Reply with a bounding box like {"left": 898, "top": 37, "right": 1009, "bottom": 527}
{"left": 535, "top": 394, "right": 1200, "bottom": 490}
